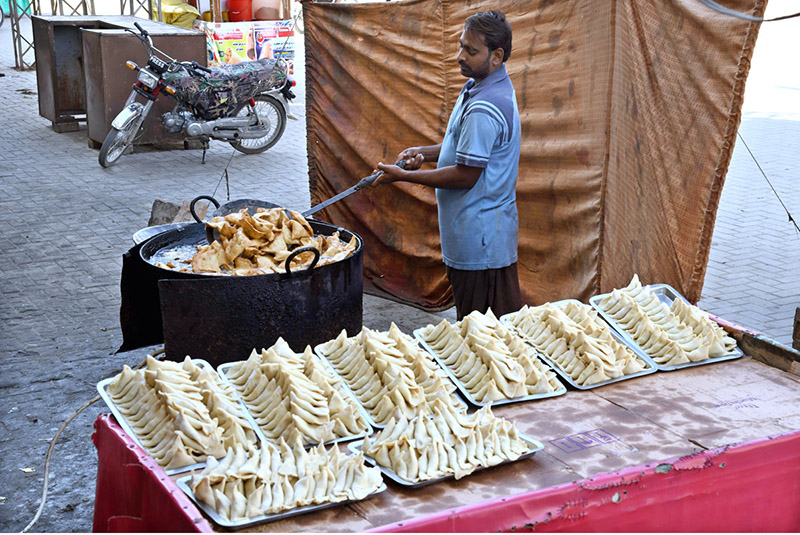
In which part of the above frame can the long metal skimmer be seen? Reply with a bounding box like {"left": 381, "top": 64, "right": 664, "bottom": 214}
{"left": 301, "top": 159, "right": 406, "bottom": 218}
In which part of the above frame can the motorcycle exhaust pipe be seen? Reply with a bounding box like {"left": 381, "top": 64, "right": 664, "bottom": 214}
{"left": 185, "top": 127, "right": 268, "bottom": 141}
{"left": 186, "top": 117, "right": 258, "bottom": 137}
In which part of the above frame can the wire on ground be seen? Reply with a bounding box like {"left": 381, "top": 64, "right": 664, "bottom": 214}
{"left": 20, "top": 349, "right": 166, "bottom": 533}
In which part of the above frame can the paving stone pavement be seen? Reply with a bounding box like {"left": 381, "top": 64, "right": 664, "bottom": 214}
{"left": 0, "top": 6, "right": 797, "bottom": 533}
{"left": 695, "top": 3, "right": 800, "bottom": 346}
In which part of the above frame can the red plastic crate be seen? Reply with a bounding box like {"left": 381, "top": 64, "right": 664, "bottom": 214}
{"left": 92, "top": 414, "right": 212, "bottom": 532}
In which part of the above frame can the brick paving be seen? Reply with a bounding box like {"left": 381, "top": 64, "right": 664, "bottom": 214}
{"left": 0, "top": 7, "right": 797, "bottom": 533}
{"left": 698, "top": 118, "right": 800, "bottom": 341}
{"left": 695, "top": 5, "right": 800, "bottom": 346}
{"left": 0, "top": 17, "right": 451, "bottom": 532}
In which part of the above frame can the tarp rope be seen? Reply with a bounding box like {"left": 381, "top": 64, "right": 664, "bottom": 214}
{"left": 211, "top": 148, "right": 237, "bottom": 201}
{"left": 737, "top": 132, "right": 800, "bottom": 236}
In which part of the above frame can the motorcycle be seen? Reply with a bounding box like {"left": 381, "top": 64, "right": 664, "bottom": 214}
{"left": 98, "top": 22, "right": 295, "bottom": 168}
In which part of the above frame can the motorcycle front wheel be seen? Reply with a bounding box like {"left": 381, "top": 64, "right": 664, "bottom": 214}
{"left": 98, "top": 120, "right": 141, "bottom": 168}
{"left": 230, "top": 95, "right": 287, "bottom": 155}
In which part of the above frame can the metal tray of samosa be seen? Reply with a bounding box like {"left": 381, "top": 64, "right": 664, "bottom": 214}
{"left": 499, "top": 300, "right": 658, "bottom": 390}
{"left": 412, "top": 328, "right": 567, "bottom": 408}
{"left": 589, "top": 283, "right": 744, "bottom": 372}
{"left": 217, "top": 360, "right": 373, "bottom": 447}
{"left": 97, "top": 359, "right": 256, "bottom": 476}
{"left": 176, "top": 474, "right": 387, "bottom": 529}
{"left": 313, "top": 341, "right": 468, "bottom": 430}
{"left": 347, "top": 434, "right": 544, "bottom": 488}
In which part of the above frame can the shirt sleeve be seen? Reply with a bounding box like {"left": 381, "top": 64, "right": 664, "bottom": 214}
{"left": 454, "top": 104, "right": 504, "bottom": 169}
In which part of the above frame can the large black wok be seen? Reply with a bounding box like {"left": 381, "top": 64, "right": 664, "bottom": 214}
{"left": 120, "top": 210, "right": 363, "bottom": 367}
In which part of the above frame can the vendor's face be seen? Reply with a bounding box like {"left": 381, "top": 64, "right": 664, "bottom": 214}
{"left": 456, "top": 29, "right": 499, "bottom": 80}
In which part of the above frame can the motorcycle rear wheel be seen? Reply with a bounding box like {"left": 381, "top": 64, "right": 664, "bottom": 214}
{"left": 229, "top": 95, "right": 286, "bottom": 155}
{"left": 98, "top": 121, "right": 139, "bottom": 168}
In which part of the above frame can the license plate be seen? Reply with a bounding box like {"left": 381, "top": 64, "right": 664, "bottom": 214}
{"left": 149, "top": 56, "right": 168, "bottom": 71}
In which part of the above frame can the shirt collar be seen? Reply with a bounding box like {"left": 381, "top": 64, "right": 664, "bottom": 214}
{"left": 471, "top": 64, "right": 508, "bottom": 90}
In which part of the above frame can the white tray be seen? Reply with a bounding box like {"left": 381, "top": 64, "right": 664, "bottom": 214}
{"left": 96, "top": 359, "right": 258, "bottom": 475}
{"left": 177, "top": 475, "right": 387, "bottom": 529}
{"left": 313, "top": 339, "right": 468, "bottom": 429}
{"left": 499, "top": 299, "right": 658, "bottom": 390}
{"left": 412, "top": 328, "right": 567, "bottom": 407}
{"left": 348, "top": 434, "right": 544, "bottom": 488}
{"left": 589, "top": 284, "right": 744, "bottom": 372}
{"left": 216, "top": 360, "right": 373, "bottom": 447}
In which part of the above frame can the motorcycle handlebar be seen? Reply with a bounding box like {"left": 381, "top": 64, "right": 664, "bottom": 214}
{"left": 191, "top": 61, "right": 212, "bottom": 73}
{"left": 133, "top": 22, "right": 148, "bottom": 39}
{"left": 125, "top": 26, "right": 178, "bottom": 65}
{"left": 126, "top": 26, "right": 150, "bottom": 50}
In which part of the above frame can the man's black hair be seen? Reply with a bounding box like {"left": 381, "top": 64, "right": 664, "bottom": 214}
{"left": 464, "top": 10, "right": 512, "bottom": 62}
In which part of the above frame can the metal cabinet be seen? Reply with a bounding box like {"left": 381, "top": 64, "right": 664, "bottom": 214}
{"left": 32, "top": 15, "right": 206, "bottom": 146}
{"left": 81, "top": 25, "right": 206, "bottom": 147}
{"left": 32, "top": 16, "right": 104, "bottom": 132}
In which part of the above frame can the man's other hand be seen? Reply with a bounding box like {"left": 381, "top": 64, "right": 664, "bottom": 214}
{"left": 373, "top": 162, "right": 407, "bottom": 186}
{"left": 397, "top": 148, "right": 425, "bottom": 170}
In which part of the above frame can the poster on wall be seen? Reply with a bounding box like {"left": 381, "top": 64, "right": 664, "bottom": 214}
{"left": 195, "top": 20, "right": 295, "bottom": 73}
{"left": 254, "top": 20, "right": 295, "bottom": 71}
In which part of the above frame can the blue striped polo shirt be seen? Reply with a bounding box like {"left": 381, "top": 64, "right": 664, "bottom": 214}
{"left": 436, "top": 64, "right": 521, "bottom": 270}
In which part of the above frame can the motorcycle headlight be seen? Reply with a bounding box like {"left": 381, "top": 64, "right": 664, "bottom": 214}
{"left": 137, "top": 69, "right": 159, "bottom": 89}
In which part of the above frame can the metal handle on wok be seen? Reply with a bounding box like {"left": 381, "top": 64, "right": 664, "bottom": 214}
{"left": 190, "top": 195, "right": 221, "bottom": 223}
{"left": 285, "top": 246, "right": 320, "bottom": 275}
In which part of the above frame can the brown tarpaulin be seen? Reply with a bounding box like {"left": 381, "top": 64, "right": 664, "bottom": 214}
{"left": 303, "top": 0, "right": 765, "bottom": 309}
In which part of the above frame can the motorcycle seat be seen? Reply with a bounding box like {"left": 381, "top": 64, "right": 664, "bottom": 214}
{"left": 163, "top": 58, "right": 287, "bottom": 120}
{"left": 204, "top": 58, "right": 285, "bottom": 84}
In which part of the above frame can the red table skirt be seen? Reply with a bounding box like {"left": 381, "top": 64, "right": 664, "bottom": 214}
{"left": 93, "top": 414, "right": 800, "bottom": 532}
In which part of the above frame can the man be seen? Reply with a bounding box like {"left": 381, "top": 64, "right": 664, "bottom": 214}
{"left": 376, "top": 10, "right": 522, "bottom": 320}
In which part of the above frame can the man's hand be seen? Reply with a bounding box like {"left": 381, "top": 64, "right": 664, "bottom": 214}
{"left": 397, "top": 148, "right": 425, "bottom": 170}
{"left": 373, "top": 162, "right": 407, "bottom": 186}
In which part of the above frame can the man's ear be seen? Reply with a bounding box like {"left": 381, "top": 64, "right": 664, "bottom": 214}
{"left": 491, "top": 48, "right": 504, "bottom": 67}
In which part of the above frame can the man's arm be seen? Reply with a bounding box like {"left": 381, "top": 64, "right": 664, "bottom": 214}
{"left": 375, "top": 162, "right": 482, "bottom": 190}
